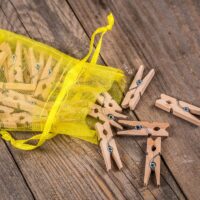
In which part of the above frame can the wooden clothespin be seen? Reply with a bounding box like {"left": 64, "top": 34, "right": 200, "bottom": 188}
{"left": 24, "top": 48, "right": 45, "bottom": 85}
{"left": 0, "top": 82, "right": 35, "bottom": 92}
{"left": 89, "top": 104, "right": 127, "bottom": 129}
{"left": 95, "top": 121, "right": 123, "bottom": 171}
{"left": 0, "top": 42, "right": 12, "bottom": 81}
{"left": 116, "top": 120, "right": 168, "bottom": 186}
{"left": 97, "top": 92, "right": 122, "bottom": 112}
{"left": 1, "top": 89, "right": 47, "bottom": 108}
{"left": 0, "top": 42, "right": 10, "bottom": 68}
{"left": 144, "top": 137, "right": 161, "bottom": 186}
{"left": 121, "top": 65, "right": 155, "bottom": 110}
{"left": 0, "top": 89, "right": 48, "bottom": 116}
{"left": 0, "top": 112, "right": 32, "bottom": 129}
{"left": 34, "top": 56, "right": 61, "bottom": 100}
{"left": 117, "top": 120, "right": 169, "bottom": 137}
{"left": 155, "top": 94, "right": 200, "bottom": 126}
{"left": 0, "top": 104, "right": 33, "bottom": 129}
{"left": 9, "top": 41, "right": 24, "bottom": 83}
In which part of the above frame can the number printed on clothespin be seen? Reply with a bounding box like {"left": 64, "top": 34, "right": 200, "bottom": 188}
{"left": 117, "top": 120, "right": 169, "bottom": 137}
{"left": 155, "top": 94, "right": 200, "bottom": 126}
{"left": 121, "top": 65, "right": 155, "bottom": 110}
{"left": 95, "top": 121, "right": 123, "bottom": 171}
{"left": 144, "top": 137, "right": 161, "bottom": 186}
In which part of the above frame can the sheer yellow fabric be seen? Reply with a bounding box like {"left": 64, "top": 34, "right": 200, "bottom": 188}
{"left": 0, "top": 14, "right": 125, "bottom": 150}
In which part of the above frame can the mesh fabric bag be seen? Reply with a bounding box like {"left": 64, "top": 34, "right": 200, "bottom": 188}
{"left": 0, "top": 14, "right": 125, "bottom": 150}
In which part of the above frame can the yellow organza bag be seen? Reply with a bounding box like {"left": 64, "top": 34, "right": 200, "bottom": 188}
{"left": 0, "top": 14, "right": 125, "bottom": 150}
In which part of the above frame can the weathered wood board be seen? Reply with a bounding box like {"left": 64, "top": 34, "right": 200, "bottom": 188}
{"left": 0, "top": 139, "right": 34, "bottom": 200}
{"left": 0, "top": 0, "right": 199, "bottom": 199}
{"left": 67, "top": 0, "right": 200, "bottom": 199}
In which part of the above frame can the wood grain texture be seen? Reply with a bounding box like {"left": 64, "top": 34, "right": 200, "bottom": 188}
{"left": 0, "top": 0, "right": 193, "bottom": 199}
{"left": 67, "top": 0, "right": 200, "bottom": 199}
{"left": 0, "top": 7, "right": 36, "bottom": 200}
{"left": 0, "top": 139, "right": 34, "bottom": 200}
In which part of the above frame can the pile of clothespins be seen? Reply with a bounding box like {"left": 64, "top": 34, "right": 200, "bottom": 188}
{"left": 89, "top": 65, "right": 200, "bottom": 186}
{"left": 0, "top": 41, "right": 60, "bottom": 129}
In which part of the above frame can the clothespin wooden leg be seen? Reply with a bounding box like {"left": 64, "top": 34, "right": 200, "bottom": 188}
{"left": 154, "top": 151, "right": 161, "bottom": 186}
{"left": 95, "top": 122, "right": 112, "bottom": 171}
{"left": 100, "top": 139, "right": 112, "bottom": 171}
{"left": 95, "top": 122, "right": 123, "bottom": 171}
{"left": 144, "top": 154, "right": 152, "bottom": 186}
{"left": 144, "top": 137, "right": 161, "bottom": 186}
{"left": 109, "top": 138, "right": 123, "bottom": 170}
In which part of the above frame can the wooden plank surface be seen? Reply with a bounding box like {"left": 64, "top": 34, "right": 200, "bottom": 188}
{"left": 0, "top": 139, "right": 34, "bottom": 200}
{"left": 0, "top": 7, "right": 37, "bottom": 200}
{"left": 67, "top": 0, "right": 200, "bottom": 199}
{"left": 0, "top": 0, "right": 197, "bottom": 199}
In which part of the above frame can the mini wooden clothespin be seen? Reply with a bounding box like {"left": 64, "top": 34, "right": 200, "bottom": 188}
{"left": 0, "top": 89, "right": 48, "bottom": 116}
{"left": 34, "top": 56, "right": 61, "bottom": 101}
{"left": 121, "top": 65, "right": 155, "bottom": 110}
{"left": 89, "top": 104, "right": 127, "bottom": 129}
{"left": 144, "top": 137, "right": 161, "bottom": 186}
{"left": 9, "top": 42, "right": 24, "bottom": 83}
{"left": 95, "top": 121, "right": 123, "bottom": 171}
{"left": 116, "top": 120, "right": 168, "bottom": 186}
{"left": 97, "top": 92, "right": 122, "bottom": 112}
{"left": 117, "top": 120, "right": 169, "bottom": 137}
{"left": 89, "top": 92, "right": 127, "bottom": 129}
{"left": 0, "top": 104, "right": 33, "bottom": 129}
{"left": 0, "top": 42, "right": 10, "bottom": 68}
{"left": 24, "top": 47, "right": 45, "bottom": 85}
{"left": 155, "top": 94, "right": 200, "bottom": 126}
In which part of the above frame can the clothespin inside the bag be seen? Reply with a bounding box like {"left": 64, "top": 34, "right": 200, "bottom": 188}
{"left": 34, "top": 57, "right": 61, "bottom": 101}
{"left": 117, "top": 120, "right": 169, "bottom": 137}
{"left": 0, "top": 89, "right": 48, "bottom": 116}
{"left": 95, "top": 121, "right": 123, "bottom": 171}
{"left": 144, "top": 137, "right": 161, "bottom": 186}
{"left": 9, "top": 42, "right": 24, "bottom": 83}
{"left": 155, "top": 94, "right": 200, "bottom": 126}
{"left": 0, "top": 82, "right": 35, "bottom": 92}
{"left": 24, "top": 48, "right": 45, "bottom": 85}
{"left": 1, "top": 89, "right": 47, "bottom": 107}
{"left": 0, "top": 42, "right": 10, "bottom": 68}
{"left": 97, "top": 92, "right": 122, "bottom": 112}
{"left": 121, "top": 65, "right": 155, "bottom": 110}
{"left": 89, "top": 104, "right": 127, "bottom": 129}
{"left": 0, "top": 105, "right": 31, "bottom": 128}
{"left": 0, "top": 103, "right": 46, "bottom": 129}
{"left": 0, "top": 111, "right": 32, "bottom": 129}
